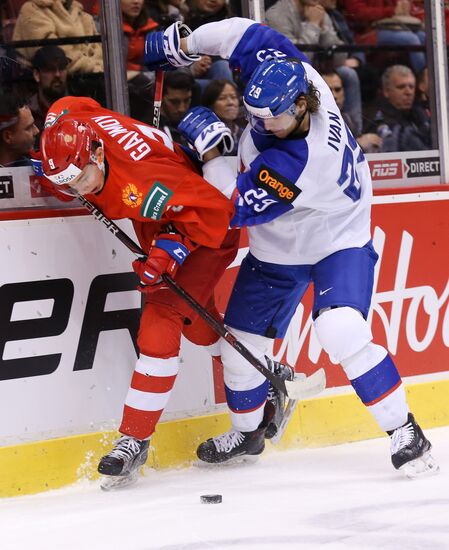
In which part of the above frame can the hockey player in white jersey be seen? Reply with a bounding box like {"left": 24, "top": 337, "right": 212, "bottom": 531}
{"left": 144, "top": 18, "right": 438, "bottom": 477}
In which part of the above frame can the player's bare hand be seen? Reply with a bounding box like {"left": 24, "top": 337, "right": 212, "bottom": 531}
{"left": 345, "top": 58, "right": 360, "bottom": 69}
{"left": 357, "top": 133, "right": 383, "bottom": 153}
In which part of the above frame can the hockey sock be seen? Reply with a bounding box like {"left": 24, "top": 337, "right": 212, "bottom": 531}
{"left": 119, "top": 354, "right": 179, "bottom": 440}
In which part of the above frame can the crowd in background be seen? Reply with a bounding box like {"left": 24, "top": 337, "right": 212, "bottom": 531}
{"left": 0, "top": 0, "right": 444, "bottom": 168}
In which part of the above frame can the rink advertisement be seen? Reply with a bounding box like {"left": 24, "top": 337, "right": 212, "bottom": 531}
{"left": 367, "top": 149, "right": 441, "bottom": 188}
{"left": 0, "top": 216, "right": 220, "bottom": 444}
{"left": 270, "top": 194, "right": 449, "bottom": 388}
{"left": 0, "top": 166, "right": 74, "bottom": 211}
{"left": 0, "top": 190, "right": 449, "bottom": 495}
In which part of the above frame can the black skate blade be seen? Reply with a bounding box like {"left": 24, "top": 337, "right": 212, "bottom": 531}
{"left": 100, "top": 470, "right": 139, "bottom": 491}
{"left": 194, "top": 454, "right": 261, "bottom": 469}
{"left": 270, "top": 397, "right": 299, "bottom": 445}
{"left": 399, "top": 450, "right": 440, "bottom": 479}
{"left": 268, "top": 370, "right": 325, "bottom": 444}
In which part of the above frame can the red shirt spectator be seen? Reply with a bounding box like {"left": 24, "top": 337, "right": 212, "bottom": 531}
{"left": 339, "top": 0, "right": 396, "bottom": 35}
{"left": 123, "top": 16, "right": 159, "bottom": 71}
{"left": 410, "top": 0, "right": 449, "bottom": 44}
{"left": 120, "top": 0, "right": 159, "bottom": 72}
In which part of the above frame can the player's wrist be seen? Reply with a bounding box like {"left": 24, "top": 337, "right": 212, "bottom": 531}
{"left": 202, "top": 148, "right": 222, "bottom": 162}
{"left": 180, "top": 38, "right": 189, "bottom": 55}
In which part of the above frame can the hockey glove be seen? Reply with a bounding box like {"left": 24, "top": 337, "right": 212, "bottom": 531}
{"left": 178, "top": 106, "right": 234, "bottom": 161}
{"left": 132, "top": 232, "right": 196, "bottom": 293}
{"left": 144, "top": 22, "right": 200, "bottom": 72}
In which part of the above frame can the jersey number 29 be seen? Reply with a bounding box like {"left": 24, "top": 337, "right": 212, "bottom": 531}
{"left": 337, "top": 128, "right": 362, "bottom": 202}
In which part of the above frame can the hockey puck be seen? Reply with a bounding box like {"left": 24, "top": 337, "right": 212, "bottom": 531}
{"left": 200, "top": 494, "right": 222, "bottom": 504}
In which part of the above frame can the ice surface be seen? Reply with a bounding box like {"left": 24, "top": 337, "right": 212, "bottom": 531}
{"left": 1, "top": 426, "right": 448, "bottom": 550}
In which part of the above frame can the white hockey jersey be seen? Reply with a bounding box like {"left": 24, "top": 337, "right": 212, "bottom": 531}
{"left": 188, "top": 18, "right": 372, "bottom": 265}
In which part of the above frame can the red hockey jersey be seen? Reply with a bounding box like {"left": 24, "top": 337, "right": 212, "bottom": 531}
{"left": 45, "top": 97, "right": 234, "bottom": 250}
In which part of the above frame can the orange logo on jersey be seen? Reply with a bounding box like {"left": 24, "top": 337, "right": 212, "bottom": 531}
{"left": 256, "top": 165, "right": 300, "bottom": 203}
{"left": 122, "top": 184, "right": 143, "bottom": 208}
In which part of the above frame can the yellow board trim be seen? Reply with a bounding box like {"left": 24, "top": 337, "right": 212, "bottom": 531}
{"left": 1, "top": 379, "right": 448, "bottom": 498}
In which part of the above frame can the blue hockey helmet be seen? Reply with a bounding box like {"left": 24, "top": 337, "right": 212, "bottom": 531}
{"left": 243, "top": 58, "right": 309, "bottom": 123}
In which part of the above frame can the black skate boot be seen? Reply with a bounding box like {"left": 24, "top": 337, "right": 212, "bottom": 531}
{"left": 388, "top": 413, "right": 439, "bottom": 478}
{"left": 98, "top": 435, "right": 150, "bottom": 490}
{"left": 263, "top": 357, "right": 295, "bottom": 440}
{"left": 197, "top": 428, "right": 265, "bottom": 464}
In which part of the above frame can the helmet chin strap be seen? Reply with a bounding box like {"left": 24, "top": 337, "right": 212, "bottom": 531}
{"left": 290, "top": 103, "right": 308, "bottom": 136}
{"left": 294, "top": 105, "right": 307, "bottom": 128}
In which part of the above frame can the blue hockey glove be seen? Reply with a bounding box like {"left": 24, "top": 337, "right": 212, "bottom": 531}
{"left": 178, "top": 106, "right": 234, "bottom": 161}
{"left": 144, "top": 22, "right": 200, "bottom": 71}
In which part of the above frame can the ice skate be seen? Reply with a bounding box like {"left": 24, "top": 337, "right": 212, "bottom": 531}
{"left": 263, "top": 358, "right": 296, "bottom": 440}
{"left": 197, "top": 428, "right": 265, "bottom": 464}
{"left": 388, "top": 413, "right": 439, "bottom": 479}
{"left": 98, "top": 435, "right": 150, "bottom": 491}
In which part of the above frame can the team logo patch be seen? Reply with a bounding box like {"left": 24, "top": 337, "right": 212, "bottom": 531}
{"left": 256, "top": 165, "right": 300, "bottom": 203}
{"left": 140, "top": 182, "right": 173, "bottom": 220}
{"left": 122, "top": 183, "right": 143, "bottom": 208}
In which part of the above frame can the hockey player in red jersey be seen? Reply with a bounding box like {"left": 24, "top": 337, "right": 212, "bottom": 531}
{"left": 38, "top": 95, "right": 239, "bottom": 488}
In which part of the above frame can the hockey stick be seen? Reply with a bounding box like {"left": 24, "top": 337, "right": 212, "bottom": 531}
{"left": 75, "top": 193, "right": 325, "bottom": 400}
{"left": 160, "top": 275, "right": 325, "bottom": 400}
{"left": 152, "top": 70, "right": 164, "bottom": 129}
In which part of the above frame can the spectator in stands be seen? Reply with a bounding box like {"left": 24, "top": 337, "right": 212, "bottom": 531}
{"left": 122, "top": 0, "right": 159, "bottom": 74}
{"left": 145, "top": 0, "right": 186, "bottom": 28}
{"left": 185, "top": 0, "right": 234, "bottom": 90}
{"left": 366, "top": 64, "right": 431, "bottom": 152}
{"left": 121, "top": 0, "right": 160, "bottom": 123}
{"left": 415, "top": 66, "right": 429, "bottom": 114}
{"left": 201, "top": 79, "right": 245, "bottom": 155}
{"left": 319, "top": 0, "right": 365, "bottom": 67}
{"left": 322, "top": 70, "right": 382, "bottom": 152}
{"left": 266, "top": 0, "right": 363, "bottom": 134}
{"left": 186, "top": 0, "right": 229, "bottom": 28}
{"left": 168, "top": 0, "right": 189, "bottom": 19}
{"left": 339, "top": 0, "right": 426, "bottom": 73}
{"left": 0, "top": 46, "right": 25, "bottom": 95}
{"left": 0, "top": 95, "right": 39, "bottom": 168}
{"left": 29, "top": 46, "right": 70, "bottom": 133}
{"left": 160, "top": 70, "right": 196, "bottom": 144}
{"left": 410, "top": 0, "right": 449, "bottom": 44}
{"left": 12, "top": 0, "right": 103, "bottom": 74}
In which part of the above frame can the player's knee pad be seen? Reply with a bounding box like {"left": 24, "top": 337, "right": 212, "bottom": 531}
{"left": 221, "top": 328, "right": 272, "bottom": 389}
{"left": 182, "top": 306, "right": 221, "bottom": 347}
{"left": 182, "top": 306, "right": 221, "bottom": 356}
{"left": 313, "top": 306, "right": 373, "bottom": 364}
{"left": 138, "top": 303, "right": 184, "bottom": 358}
